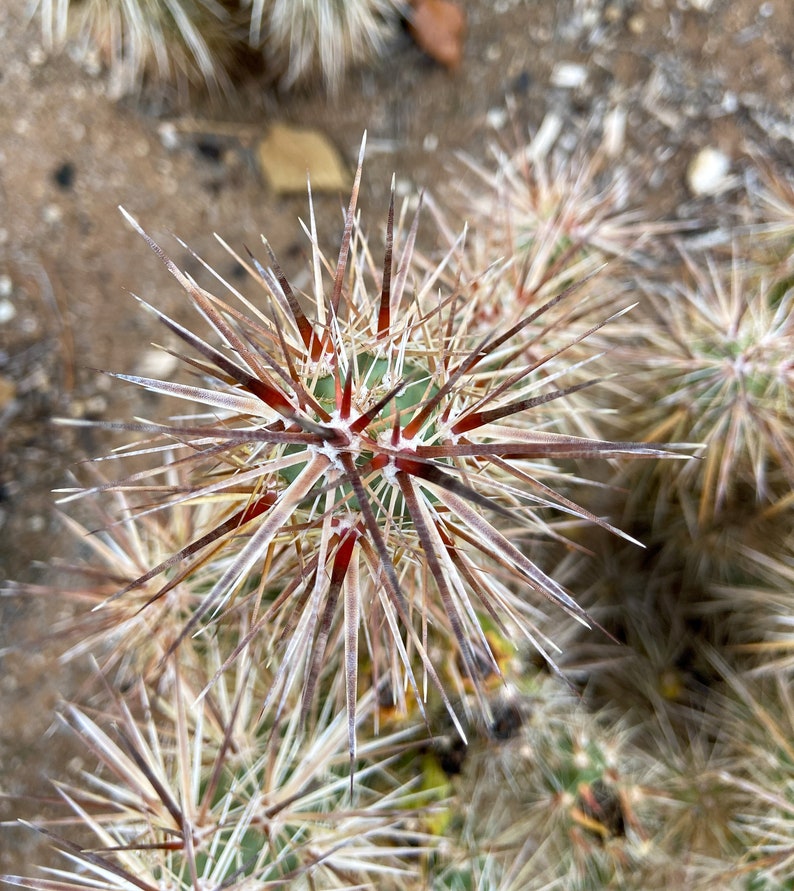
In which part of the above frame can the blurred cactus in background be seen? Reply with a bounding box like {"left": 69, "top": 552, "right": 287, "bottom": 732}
{"left": 1, "top": 676, "right": 435, "bottom": 888}
{"left": 623, "top": 249, "right": 793, "bottom": 530}
{"left": 32, "top": 0, "right": 402, "bottom": 96}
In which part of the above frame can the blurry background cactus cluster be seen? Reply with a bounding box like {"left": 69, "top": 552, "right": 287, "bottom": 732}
{"left": 1, "top": 0, "right": 793, "bottom": 888}
{"left": 34, "top": 0, "right": 408, "bottom": 96}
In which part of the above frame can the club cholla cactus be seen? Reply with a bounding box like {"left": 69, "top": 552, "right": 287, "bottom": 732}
{"left": 748, "top": 158, "right": 794, "bottom": 251}
{"left": 8, "top": 466, "right": 241, "bottom": 686}
{"left": 0, "top": 668, "right": 433, "bottom": 889}
{"left": 55, "top": 137, "right": 676, "bottom": 771}
{"left": 32, "top": 0, "right": 402, "bottom": 96}
{"left": 429, "top": 679, "right": 689, "bottom": 891}
{"left": 451, "top": 117, "right": 682, "bottom": 306}
{"left": 250, "top": 0, "right": 399, "bottom": 89}
{"left": 428, "top": 117, "right": 685, "bottom": 447}
{"left": 708, "top": 532, "right": 794, "bottom": 674}
{"left": 698, "top": 649, "right": 794, "bottom": 889}
{"left": 34, "top": 0, "right": 239, "bottom": 98}
{"left": 624, "top": 248, "right": 794, "bottom": 528}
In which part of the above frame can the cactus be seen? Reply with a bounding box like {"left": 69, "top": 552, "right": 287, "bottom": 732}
{"left": 32, "top": 0, "right": 402, "bottom": 96}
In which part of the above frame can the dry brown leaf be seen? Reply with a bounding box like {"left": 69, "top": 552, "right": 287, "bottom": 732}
{"left": 256, "top": 123, "right": 348, "bottom": 195}
{"left": 0, "top": 375, "right": 16, "bottom": 409}
{"left": 408, "top": 0, "right": 467, "bottom": 70}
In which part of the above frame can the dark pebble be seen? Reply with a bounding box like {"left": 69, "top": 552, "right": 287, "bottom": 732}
{"left": 53, "top": 161, "right": 76, "bottom": 190}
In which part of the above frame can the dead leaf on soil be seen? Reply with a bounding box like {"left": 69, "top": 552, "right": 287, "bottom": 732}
{"left": 407, "top": 0, "right": 467, "bottom": 70}
{"left": 256, "top": 123, "right": 348, "bottom": 194}
{"left": 0, "top": 375, "right": 16, "bottom": 409}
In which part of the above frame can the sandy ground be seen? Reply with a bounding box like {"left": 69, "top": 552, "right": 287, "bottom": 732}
{"left": 1, "top": 0, "right": 792, "bottom": 877}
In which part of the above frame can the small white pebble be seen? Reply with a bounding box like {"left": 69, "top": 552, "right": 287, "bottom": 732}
{"left": 487, "top": 107, "right": 509, "bottom": 130}
{"left": 26, "top": 46, "right": 47, "bottom": 67}
{"left": 550, "top": 62, "right": 588, "bottom": 89}
{"left": 137, "top": 348, "right": 179, "bottom": 379}
{"left": 0, "top": 300, "right": 15, "bottom": 324}
{"left": 485, "top": 43, "right": 502, "bottom": 62}
{"left": 158, "top": 122, "right": 181, "bottom": 151}
{"left": 721, "top": 91, "right": 739, "bottom": 113}
{"left": 423, "top": 133, "right": 439, "bottom": 152}
{"left": 687, "top": 147, "right": 731, "bottom": 196}
{"left": 42, "top": 203, "right": 64, "bottom": 224}
{"left": 628, "top": 14, "right": 647, "bottom": 34}
{"left": 527, "top": 111, "right": 563, "bottom": 161}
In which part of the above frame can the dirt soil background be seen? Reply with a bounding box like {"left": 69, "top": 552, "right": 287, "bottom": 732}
{"left": 1, "top": 0, "right": 792, "bottom": 877}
